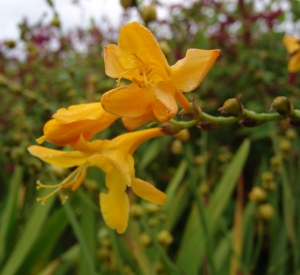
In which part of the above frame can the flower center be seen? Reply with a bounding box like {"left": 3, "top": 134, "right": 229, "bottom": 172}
{"left": 117, "top": 53, "right": 167, "bottom": 92}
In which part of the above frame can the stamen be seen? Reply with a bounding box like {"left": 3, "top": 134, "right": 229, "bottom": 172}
{"left": 37, "top": 184, "right": 62, "bottom": 205}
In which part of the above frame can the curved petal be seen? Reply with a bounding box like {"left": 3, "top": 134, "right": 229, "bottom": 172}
{"left": 53, "top": 103, "right": 112, "bottom": 123}
{"left": 283, "top": 36, "right": 300, "bottom": 54}
{"left": 112, "top": 127, "right": 164, "bottom": 155}
{"left": 288, "top": 51, "right": 300, "bottom": 72}
{"left": 100, "top": 170, "right": 130, "bottom": 234}
{"left": 28, "top": 145, "right": 90, "bottom": 167}
{"left": 101, "top": 84, "right": 154, "bottom": 117}
{"left": 118, "top": 22, "right": 169, "bottom": 72}
{"left": 104, "top": 44, "right": 140, "bottom": 80}
{"left": 131, "top": 178, "right": 166, "bottom": 205}
{"left": 152, "top": 81, "right": 178, "bottom": 122}
{"left": 170, "top": 49, "right": 220, "bottom": 92}
{"left": 122, "top": 112, "right": 155, "bottom": 131}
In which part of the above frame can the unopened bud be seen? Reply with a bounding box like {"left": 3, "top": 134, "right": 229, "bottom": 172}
{"left": 285, "top": 128, "right": 297, "bottom": 140}
{"left": 130, "top": 203, "right": 143, "bottom": 218}
{"left": 175, "top": 129, "right": 190, "bottom": 142}
{"left": 248, "top": 187, "right": 266, "bottom": 203}
{"left": 271, "top": 96, "right": 293, "bottom": 116}
{"left": 279, "top": 138, "right": 292, "bottom": 153}
{"left": 120, "top": 0, "right": 135, "bottom": 9}
{"left": 270, "top": 155, "right": 282, "bottom": 173}
{"left": 145, "top": 203, "right": 160, "bottom": 215}
{"left": 218, "top": 94, "right": 243, "bottom": 116}
{"left": 157, "top": 230, "right": 173, "bottom": 246}
{"left": 51, "top": 15, "right": 61, "bottom": 28}
{"left": 258, "top": 203, "right": 275, "bottom": 220}
{"left": 171, "top": 139, "right": 183, "bottom": 155}
{"left": 141, "top": 4, "right": 157, "bottom": 23}
{"left": 160, "top": 123, "right": 181, "bottom": 135}
{"left": 139, "top": 232, "right": 152, "bottom": 247}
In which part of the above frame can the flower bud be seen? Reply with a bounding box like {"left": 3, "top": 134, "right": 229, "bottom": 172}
{"left": 175, "top": 129, "right": 190, "bottom": 142}
{"left": 279, "top": 138, "right": 292, "bottom": 153}
{"left": 218, "top": 94, "right": 243, "bottom": 116}
{"left": 270, "top": 155, "right": 282, "bottom": 173}
{"left": 145, "top": 203, "right": 160, "bottom": 215}
{"left": 285, "top": 128, "right": 297, "bottom": 140}
{"left": 258, "top": 203, "right": 275, "bottom": 220}
{"left": 248, "top": 187, "right": 266, "bottom": 203}
{"left": 51, "top": 15, "right": 61, "bottom": 28}
{"left": 171, "top": 139, "right": 183, "bottom": 155}
{"left": 157, "top": 230, "right": 173, "bottom": 246}
{"left": 271, "top": 96, "right": 293, "bottom": 116}
{"left": 120, "top": 0, "right": 135, "bottom": 9}
{"left": 160, "top": 123, "right": 181, "bottom": 135}
{"left": 130, "top": 203, "right": 143, "bottom": 218}
{"left": 139, "top": 232, "right": 152, "bottom": 247}
{"left": 141, "top": 4, "right": 157, "bottom": 23}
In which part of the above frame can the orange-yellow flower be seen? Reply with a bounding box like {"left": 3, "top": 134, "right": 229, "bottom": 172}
{"left": 37, "top": 102, "right": 119, "bottom": 147}
{"left": 283, "top": 36, "right": 300, "bottom": 72}
{"left": 101, "top": 21, "right": 220, "bottom": 130}
{"left": 28, "top": 127, "right": 166, "bottom": 234}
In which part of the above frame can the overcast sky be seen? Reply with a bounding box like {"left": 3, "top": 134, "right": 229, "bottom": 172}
{"left": 0, "top": 0, "right": 127, "bottom": 40}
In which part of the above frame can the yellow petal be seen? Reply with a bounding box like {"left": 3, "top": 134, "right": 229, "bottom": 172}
{"left": 131, "top": 178, "right": 166, "bottom": 205}
{"left": 28, "top": 145, "right": 90, "bottom": 167}
{"left": 104, "top": 44, "right": 140, "bottom": 80}
{"left": 99, "top": 170, "right": 130, "bottom": 234}
{"left": 53, "top": 102, "right": 113, "bottom": 123}
{"left": 152, "top": 81, "right": 178, "bottom": 122}
{"left": 43, "top": 103, "right": 119, "bottom": 146}
{"left": 122, "top": 112, "right": 156, "bottom": 131}
{"left": 118, "top": 22, "right": 169, "bottom": 72}
{"left": 101, "top": 84, "right": 154, "bottom": 117}
{"left": 170, "top": 49, "right": 220, "bottom": 92}
{"left": 112, "top": 128, "right": 164, "bottom": 155}
{"left": 283, "top": 36, "right": 300, "bottom": 54}
{"left": 288, "top": 51, "right": 300, "bottom": 72}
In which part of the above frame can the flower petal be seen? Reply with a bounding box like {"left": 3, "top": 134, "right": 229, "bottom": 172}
{"left": 288, "top": 51, "right": 300, "bottom": 72}
{"left": 112, "top": 127, "right": 164, "bottom": 155}
{"left": 283, "top": 36, "right": 300, "bottom": 54}
{"left": 151, "top": 81, "right": 178, "bottom": 122}
{"left": 118, "top": 22, "right": 169, "bottom": 71}
{"left": 101, "top": 84, "right": 154, "bottom": 117}
{"left": 104, "top": 44, "right": 140, "bottom": 80}
{"left": 170, "top": 49, "right": 220, "bottom": 92}
{"left": 122, "top": 112, "right": 155, "bottom": 131}
{"left": 28, "top": 145, "right": 89, "bottom": 167}
{"left": 131, "top": 178, "right": 166, "bottom": 205}
{"left": 99, "top": 170, "right": 130, "bottom": 234}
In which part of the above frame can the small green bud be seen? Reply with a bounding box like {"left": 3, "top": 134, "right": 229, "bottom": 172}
{"left": 248, "top": 187, "right": 266, "bottom": 203}
{"left": 194, "top": 155, "right": 206, "bottom": 166}
{"left": 218, "top": 94, "right": 243, "bottom": 116}
{"left": 120, "top": 0, "right": 135, "bottom": 9}
{"left": 285, "top": 128, "right": 297, "bottom": 140}
{"left": 51, "top": 15, "right": 61, "bottom": 28}
{"left": 258, "top": 203, "right": 275, "bottom": 221}
{"left": 139, "top": 232, "right": 152, "bottom": 247}
{"left": 157, "top": 230, "right": 173, "bottom": 246}
{"left": 271, "top": 96, "right": 293, "bottom": 116}
{"left": 130, "top": 203, "right": 143, "bottom": 218}
{"left": 279, "top": 138, "right": 292, "bottom": 153}
{"left": 199, "top": 183, "right": 209, "bottom": 196}
{"left": 270, "top": 155, "right": 282, "bottom": 173}
{"left": 97, "top": 248, "right": 110, "bottom": 260}
{"left": 171, "top": 139, "right": 183, "bottom": 155}
{"left": 261, "top": 171, "right": 274, "bottom": 183}
{"left": 160, "top": 123, "right": 181, "bottom": 135}
{"left": 141, "top": 4, "right": 157, "bottom": 23}
{"left": 148, "top": 217, "right": 159, "bottom": 228}
{"left": 4, "top": 40, "right": 16, "bottom": 49}
{"left": 175, "top": 129, "right": 190, "bottom": 142}
{"left": 145, "top": 203, "right": 160, "bottom": 215}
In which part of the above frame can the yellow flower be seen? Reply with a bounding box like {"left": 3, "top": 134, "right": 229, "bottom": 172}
{"left": 28, "top": 127, "right": 166, "bottom": 234}
{"left": 283, "top": 36, "right": 300, "bottom": 72}
{"left": 37, "top": 102, "right": 119, "bottom": 146}
{"left": 101, "top": 21, "right": 220, "bottom": 130}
